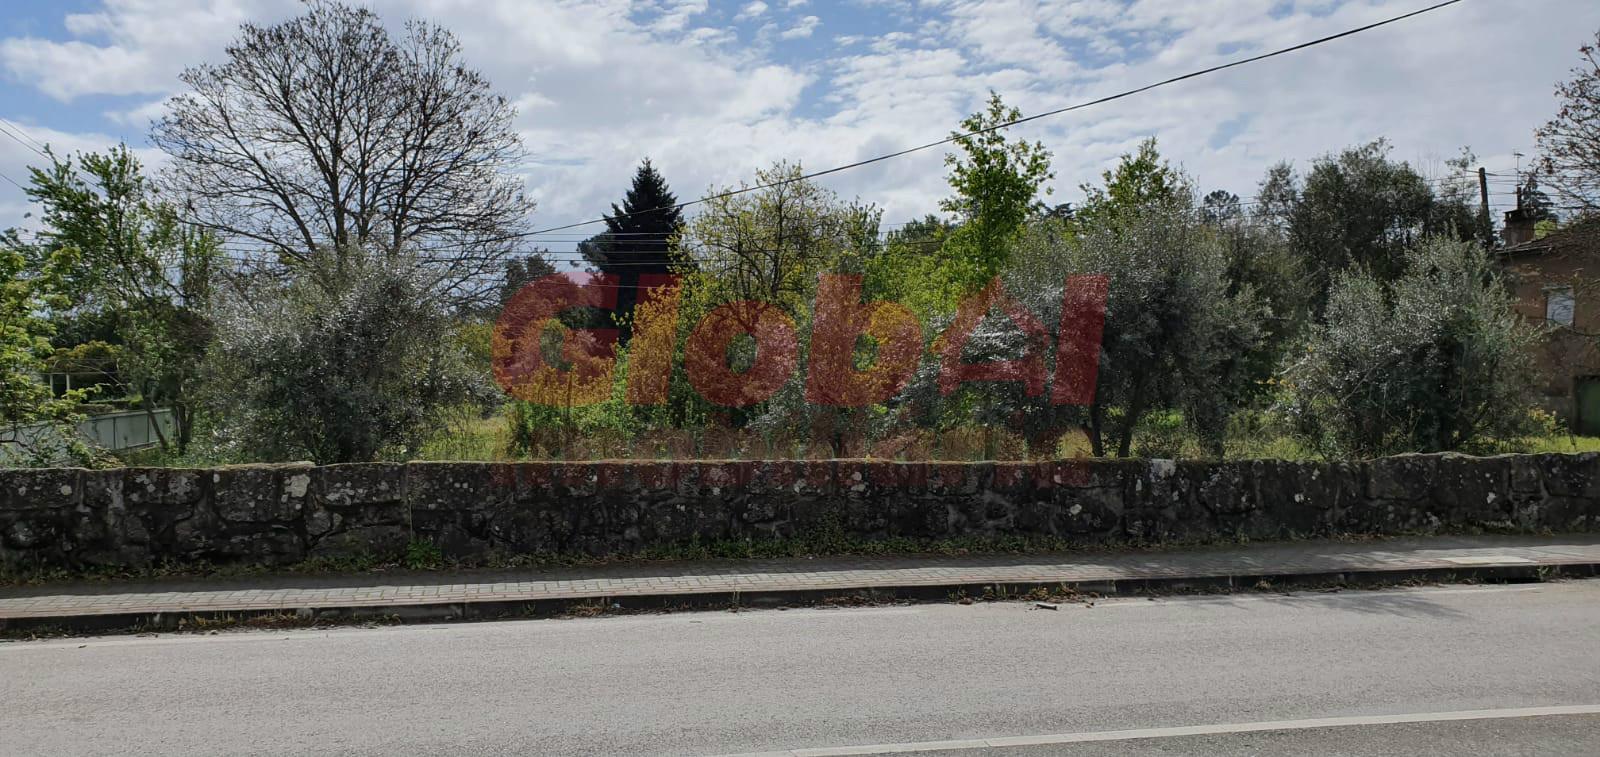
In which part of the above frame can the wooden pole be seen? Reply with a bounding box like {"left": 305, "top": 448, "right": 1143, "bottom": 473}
{"left": 1478, "top": 167, "right": 1491, "bottom": 226}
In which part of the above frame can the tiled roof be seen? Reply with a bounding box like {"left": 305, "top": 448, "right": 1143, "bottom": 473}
{"left": 1501, "top": 217, "right": 1600, "bottom": 256}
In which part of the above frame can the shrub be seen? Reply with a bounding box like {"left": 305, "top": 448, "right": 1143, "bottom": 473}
{"left": 1281, "top": 237, "right": 1541, "bottom": 457}
{"left": 204, "top": 249, "right": 491, "bottom": 463}
{"left": 1004, "top": 207, "right": 1270, "bottom": 457}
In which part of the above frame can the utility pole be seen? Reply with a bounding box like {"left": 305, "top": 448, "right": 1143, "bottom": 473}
{"left": 1478, "top": 166, "right": 1491, "bottom": 226}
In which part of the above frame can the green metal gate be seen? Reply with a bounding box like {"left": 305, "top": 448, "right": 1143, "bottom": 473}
{"left": 1578, "top": 378, "right": 1600, "bottom": 437}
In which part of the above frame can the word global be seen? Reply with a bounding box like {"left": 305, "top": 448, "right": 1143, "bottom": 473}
{"left": 493, "top": 273, "right": 1109, "bottom": 409}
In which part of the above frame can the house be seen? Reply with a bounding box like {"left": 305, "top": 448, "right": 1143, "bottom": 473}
{"left": 1497, "top": 206, "right": 1600, "bottom": 434}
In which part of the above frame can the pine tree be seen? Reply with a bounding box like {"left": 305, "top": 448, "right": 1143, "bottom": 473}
{"left": 584, "top": 159, "right": 684, "bottom": 341}
{"left": 498, "top": 251, "right": 556, "bottom": 307}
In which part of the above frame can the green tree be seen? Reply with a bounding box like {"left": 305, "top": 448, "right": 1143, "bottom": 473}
{"left": 940, "top": 92, "right": 1055, "bottom": 280}
{"left": 1288, "top": 140, "right": 1432, "bottom": 287}
{"left": 670, "top": 162, "right": 881, "bottom": 443}
{"left": 205, "top": 248, "right": 489, "bottom": 463}
{"left": 0, "top": 233, "right": 88, "bottom": 465}
{"left": 1212, "top": 215, "right": 1310, "bottom": 409}
{"left": 677, "top": 161, "right": 878, "bottom": 317}
{"left": 1007, "top": 207, "right": 1267, "bottom": 457}
{"left": 583, "top": 159, "right": 685, "bottom": 340}
{"left": 24, "top": 145, "right": 220, "bottom": 453}
{"left": 1282, "top": 237, "right": 1540, "bottom": 456}
{"left": 497, "top": 252, "right": 557, "bottom": 307}
{"left": 1520, "top": 173, "right": 1561, "bottom": 226}
{"left": 1271, "top": 140, "right": 1487, "bottom": 310}
{"left": 869, "top": 92, "right": 1052, "bottom": 321}
{"left": 1073, "top": 137, "right": 1189, "bottom": 232}
{"left": 861, "top": 215, "right": 955, "bottom": 320}
{"left": 1201, "top": 189, "right": 1242, "bottom": 224}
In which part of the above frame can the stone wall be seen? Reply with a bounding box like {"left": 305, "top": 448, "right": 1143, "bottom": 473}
{"left": 1, "top": 453, "right": 1597, "bottom": 569}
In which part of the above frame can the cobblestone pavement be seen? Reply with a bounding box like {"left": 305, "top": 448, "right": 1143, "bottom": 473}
{"left": 4, "top": 534, "right": 1599, "bottom": 620}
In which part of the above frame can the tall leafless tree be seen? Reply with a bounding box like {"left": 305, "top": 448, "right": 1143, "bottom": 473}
{"left": 1537, "top": 31, "right": 1600, "bottom": 216}
{"left": 151, "top": 0, "right": 534, "bottom": 306}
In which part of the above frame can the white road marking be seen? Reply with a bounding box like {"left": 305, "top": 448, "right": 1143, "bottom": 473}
{"left": 717, "top": 705, "right": 1600, "bottom": 756}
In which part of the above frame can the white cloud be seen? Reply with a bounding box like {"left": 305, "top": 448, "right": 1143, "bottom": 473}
{"left": 780, "top": 15, "right": 821, "bottom": 40}
{"left": 0, "top": 120, "right": 168, "bottom": 232}
{"left": 105, "top": 97, "right": 171, "bottom": 128}
{"left": 651, "top": 0, "right": 710, "bottom": 32}
{"left": 736, "top": 1, "right": 769, "bottom": 21}
{"left": 0, "top": 0, "right": 1594, "bottom": 237}
{"left": 1, "top": 0, "right": 281, "bottom": 101}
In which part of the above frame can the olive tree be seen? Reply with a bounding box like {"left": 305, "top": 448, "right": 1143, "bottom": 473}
{"left": 1004, "top": 208, "right": 1267, "bottom": 457}
{"left": 204, "top": 249, "right": 490, "bottom": 463}
{"left": 1281, "top": 237, "right": 1540, "bottom": 457}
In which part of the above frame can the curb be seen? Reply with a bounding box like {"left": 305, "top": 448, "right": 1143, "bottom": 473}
{"left": 5, "top": 561, "right": 1597, "bottom": 636}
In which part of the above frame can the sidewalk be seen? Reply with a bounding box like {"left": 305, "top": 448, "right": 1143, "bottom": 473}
{"left": 5, "top": 534, "right": 1600, "bottom": 633}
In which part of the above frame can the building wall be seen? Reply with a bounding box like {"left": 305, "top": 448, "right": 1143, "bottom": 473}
{"left": 1503, "top": 247, "right": 1600, "bottom": 426}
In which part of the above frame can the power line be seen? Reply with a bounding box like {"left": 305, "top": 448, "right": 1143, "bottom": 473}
{"left": 184, "top": 164, "right": 1497, "bottom": 256}
{"left": 508, "top": 0, "right": 1467, "bottom": 240}
{"left": 0, "top": 116, "right": 49, "bottom": 153}
{"left": 0, "top": 116, "right": 127, "bottom": 201}
{"left": 0, "top": 121, "right": 50, "bottom": 163}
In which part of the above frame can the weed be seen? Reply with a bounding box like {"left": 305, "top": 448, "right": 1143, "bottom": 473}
{"left": 401, "top": 539, "right": 445, "bottom": 570}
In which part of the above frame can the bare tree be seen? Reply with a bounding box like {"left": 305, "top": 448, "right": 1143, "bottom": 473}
{"left": 151, "top": 0, "right": 534, "bottom": 306}
{"left": 1537, "top": 31, "right": 1600, "bottom": 216}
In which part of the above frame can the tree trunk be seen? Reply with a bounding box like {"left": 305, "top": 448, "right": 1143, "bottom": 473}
{"left": 142, "top": 396, "right": 171, "bottom": 453}
{"left": 1088, "top": 403, "right": 1105, "bottom": 457}
{"left": 174, "top": 401, "right": 193, "bottom": 455}
{"left": 1116, "top": 388, "right": 1147, "bottom": 458}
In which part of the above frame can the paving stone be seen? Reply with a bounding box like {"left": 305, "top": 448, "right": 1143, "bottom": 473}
{"left": 4, "top": 534, "right": 1598, "bottom": 621}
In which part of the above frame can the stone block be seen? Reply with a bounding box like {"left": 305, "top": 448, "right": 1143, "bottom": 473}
{"left": 1537, "top": 453, "right": 1600, "bottom": 498}
{"left": 404, "top": 462, "right": 514, "bottom": 512}
{"left": 306, "top": 463, "right": 406, "bottom": 549}
{"left": 211, "top": 464, "right": 312, "bottom": 523}
{"left": 0, "top": 468, "right": 83, "bottom": 511}
{"left": 1192, "top": 461, "right": 1257, "bottom": 516}
{"left": 1432, "top": 453, "right": 1513, "bottom": 526}
{"left": 1366, "top": 454, "right": 1438, "bottom": 502}
{"left": 122, "top": 468, "right": 205, "bottom": 507}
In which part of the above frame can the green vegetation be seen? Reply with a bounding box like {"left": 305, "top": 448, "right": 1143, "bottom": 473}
{"left": 1282, "top": 237, "right": 1542, "bottom": 457}
{"left": 203, "top": 249, "right": 490, "bottom": 462}
{"left": 25, "top": 145, "right": 219, "bottom": 455}
{"left": 0, "top": 233, "right": 87, "bottom": 465}
{"left": 4, "top": 3, "right": 1600, "bottom": 470}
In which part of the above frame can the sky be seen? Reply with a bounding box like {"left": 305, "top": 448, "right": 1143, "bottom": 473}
{"left": 0, "top": 0, "right": 1596, "bottom": 259}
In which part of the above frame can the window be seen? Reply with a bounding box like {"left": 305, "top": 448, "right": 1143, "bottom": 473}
{"left": 1545, "top": 286, "right": 1575, "bottom": 327}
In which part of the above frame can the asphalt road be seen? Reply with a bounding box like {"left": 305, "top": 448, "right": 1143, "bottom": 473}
{"left": 3, "top": 581, "right": 1599, "bottom": 756}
